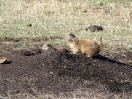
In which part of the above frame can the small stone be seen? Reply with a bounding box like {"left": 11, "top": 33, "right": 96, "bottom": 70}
{"left": 49, "top": 71, "right": 53, "bottom": 74}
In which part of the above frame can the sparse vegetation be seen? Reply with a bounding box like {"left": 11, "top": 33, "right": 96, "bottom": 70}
{"left": 0, "top": 0, "right": 132, "bottom": 51}
{"left": 0, "top": 0, "right": 132, "bottom": 99}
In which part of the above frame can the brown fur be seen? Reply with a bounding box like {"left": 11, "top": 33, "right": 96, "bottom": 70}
{"left": 42, "top": 44, "right": 69, "bottom": 53}
{"left": 56, "top": 47, "right": 69, "bottom": 53}
{"left": 65, "top": 33, "right": 103, "bottom": 57}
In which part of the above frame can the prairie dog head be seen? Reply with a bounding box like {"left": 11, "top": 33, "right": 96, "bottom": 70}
{"left": 42, "top": 44, "right": 53, "bottom": 51}
{"left": 65, "top": 33, "right": 78, "bottom": 43}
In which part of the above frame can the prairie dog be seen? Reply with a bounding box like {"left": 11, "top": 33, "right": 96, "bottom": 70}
{"left": 65, "top": 33, "right": 103, "bottom": 57}
{"left": 42, "top": 44, "right": 69, "bottom": 53}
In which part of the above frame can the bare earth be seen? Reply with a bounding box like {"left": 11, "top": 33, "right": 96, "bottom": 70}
{"left": 0, "top": 48, "right": 132, "bottom": 98}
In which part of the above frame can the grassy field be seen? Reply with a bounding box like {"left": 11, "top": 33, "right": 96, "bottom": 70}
{"left": 0, "top": 0, "right": 132, "bottom": 99}
{"left": 0, "top": 0, "right": 132, "bottom": 52}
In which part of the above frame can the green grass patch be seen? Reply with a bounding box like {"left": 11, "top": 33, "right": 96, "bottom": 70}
{"left": 0, "top": 0, "right": 132, "bottom": 52}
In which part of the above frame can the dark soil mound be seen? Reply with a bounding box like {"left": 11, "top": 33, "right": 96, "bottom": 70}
{"left": 86, "top": 25, "right": 103, "bottom": 32}
{"left": 0, "top": 49, "right": 132, "bottom": 97}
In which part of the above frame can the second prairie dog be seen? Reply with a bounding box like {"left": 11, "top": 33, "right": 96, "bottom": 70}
{"left": 65, "top": 33, "right": 103, "bottom": 57}
{"left": 42, "top": 44, "right": 69, "bottom": 53}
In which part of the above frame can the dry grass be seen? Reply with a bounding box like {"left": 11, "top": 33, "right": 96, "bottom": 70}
{"left": 0, "top": 0, "right": 132, "bottom": 52}
{"left": 0, "top": 0, "right": 132, "bottom": 99}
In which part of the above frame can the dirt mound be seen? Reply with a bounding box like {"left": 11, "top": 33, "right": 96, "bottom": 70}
{"left": 0, "top": 49, "right": 132, "bottom": 97}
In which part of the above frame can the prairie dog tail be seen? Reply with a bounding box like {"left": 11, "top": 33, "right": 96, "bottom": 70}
{"left": 99, "top": 37, "right": 103, "bottom": 52}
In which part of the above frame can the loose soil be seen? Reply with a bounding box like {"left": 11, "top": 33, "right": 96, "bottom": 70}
{"left": 0, "top": 49, "right": 132, "bottom": 98}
